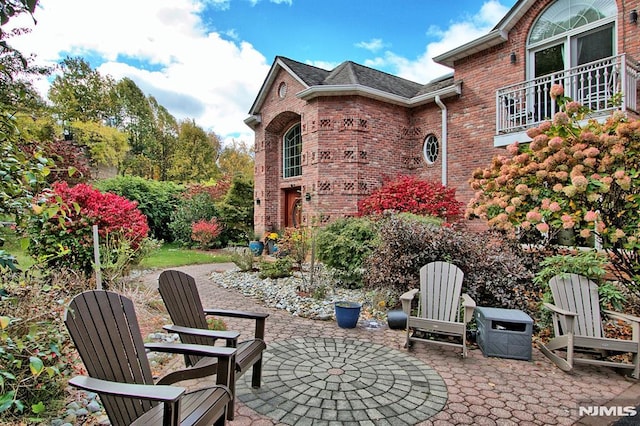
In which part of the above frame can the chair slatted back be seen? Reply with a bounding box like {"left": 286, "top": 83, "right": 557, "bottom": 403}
{"left": 65, "top": 290, "right": 156, "bottom": 426}
{"left": 159, "top": 270, "right": 212, "bottom": 366}
{"left": 548, "top": 273, "right": 603, "bottom": 338}
{"left": 419, "top": 261, "right": 464, "bottom": 323}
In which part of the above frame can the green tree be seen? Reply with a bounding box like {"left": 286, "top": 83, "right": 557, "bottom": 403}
{"left": 149, "top": 96, "right": 178, "bottom": 180}
{"left": 48, "top": 57, "right": 115, "bottom": 123}
{"left": 216, "top": 175, "right": 254, "bottom": 245}
{"left": 68, "top": 120, "right": 128, "bottom": 168}
{"left": 218, "top": 138, "right": 253, "bottom": 179}
{"left": 169, "top": 119, "right": 218, "bottom": 182}
{"left": 468, "top": 85, "right": 640, "bottom": 297}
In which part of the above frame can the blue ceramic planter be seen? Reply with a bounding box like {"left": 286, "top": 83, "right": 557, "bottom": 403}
{"left": 249, "top": 241, "right": 264, "bottom": 256}
{"left": 334, "top": 301, "right": 362, "bottom": 328}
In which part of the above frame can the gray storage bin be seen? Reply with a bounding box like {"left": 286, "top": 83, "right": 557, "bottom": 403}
{"left": 475, "top": 307, "right": 533, "bottom": 361}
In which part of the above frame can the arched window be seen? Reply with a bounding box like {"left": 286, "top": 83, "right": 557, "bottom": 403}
{"left": 422, "top": 134, "right": 439, "bottom": 165}
{"left": 527, "top": 0, "right": 617, "bottom": 114}
{"left": 528, "top": 0, "right": 616, "bottom": 79}
{"left": 283, "top": 124, "right": 302, "bottom": 178}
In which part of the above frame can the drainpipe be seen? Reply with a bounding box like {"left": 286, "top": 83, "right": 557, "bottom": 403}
{"left": 435, "top": 95, "right": 448, "bottom": 185}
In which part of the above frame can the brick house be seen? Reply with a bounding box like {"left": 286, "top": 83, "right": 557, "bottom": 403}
{"left": 245, "top": 0, "right": 640, "bottom": 235}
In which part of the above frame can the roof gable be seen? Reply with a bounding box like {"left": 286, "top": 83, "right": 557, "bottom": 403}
{"left": 246, "top": 56, "right": 461, "bottom": 124}
{"left": 434, "top": 0, "right": 535, "bottom": 67}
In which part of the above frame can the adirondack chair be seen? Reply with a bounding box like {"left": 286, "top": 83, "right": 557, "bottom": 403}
{"left": 158, "top": 270, "right": 268, "bottom": 419}
{"left": 64, "top": 290, "right": 236, "bottom": 426}
{"left": 400, "top": 261, "right": 476, "bottom": 357}
{"left": 540, "top": 273, "right": 640, "bottom": 379}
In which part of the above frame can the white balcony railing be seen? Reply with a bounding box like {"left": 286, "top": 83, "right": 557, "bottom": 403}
{"left": 496, "top": 54, "right": 639, "bottom": 135}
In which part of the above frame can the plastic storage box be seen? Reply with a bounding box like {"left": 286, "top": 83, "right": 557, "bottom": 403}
{"left": 475, "top": 307, "right": 533, "bottom": 361}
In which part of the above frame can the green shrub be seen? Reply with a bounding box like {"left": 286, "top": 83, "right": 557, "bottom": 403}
{"left": 231, "top": 248, "right": 255, "bottom": 272}
{"left": 215, "top": 176, "right": 254, "bottom": 246}
{"left": 258, "top": 258, "right": 292, "bottom": 279}
{"left": 96, "top": 176, "right": 182, "bottom": 242}
{"left": 170, "top": 192, "right": 219, "bottom": 246}
{"left": 533, "top": 250, "right": 607, "bottom": 287}
{"left": 316, "top": 216, "right": 378, "bottom": 289}
{"left": 533, "top": 251, "right": 624, "bottom": 312}
{"left": 363, "top": 214, "right": 540, "bottom": 318}
{"left": 0, "top": 268, "right": 88, "bottom": 423}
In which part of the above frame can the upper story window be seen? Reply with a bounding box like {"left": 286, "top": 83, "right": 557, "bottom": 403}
{"left": 528, "top": 0, "right": 616, "bottom": 80}
{"left": 283, "top": 123, "right": 302, "bottom": 178}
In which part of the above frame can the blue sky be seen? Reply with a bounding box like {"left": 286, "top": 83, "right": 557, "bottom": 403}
{"left": 10, "top": 0, "right": 517, "bottom": 145}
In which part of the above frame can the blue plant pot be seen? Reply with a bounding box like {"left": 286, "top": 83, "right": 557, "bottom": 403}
{"left": 334, "top": 301, "right": 362, "bottom": 328}
{"left": 248, "top": 241, "right": 264, "bottom": 256}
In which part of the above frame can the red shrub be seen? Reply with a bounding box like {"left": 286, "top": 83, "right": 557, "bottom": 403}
{"left": 358, "top": 175, "right": 463, "bottom": 221}
{"left": 52, "top": 182, "right": 149, "bottom": 247}
{"left": 28, "top": 182, "right": 150, "bottom": 273}
{"left": 191, "top": 218, "right": 223, "bottom": 248}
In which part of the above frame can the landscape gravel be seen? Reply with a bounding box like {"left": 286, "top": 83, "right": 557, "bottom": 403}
{"left": 211, "top": 268, "right": 392, "bottom": 321}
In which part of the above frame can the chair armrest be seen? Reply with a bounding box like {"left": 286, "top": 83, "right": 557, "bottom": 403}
{"left": 603, "top": 310, "right": 640, "bottom": 325}
{"left": 461, "top": 293, "right": 476, "bottom": 308}
{"left": 145, "top": 342, "right": 236, "bottom": 359}
{"left": 163, "top": 324, "right": 240, "bottom": 344}
{"left": 400, "top": 289, "right": 419, "bottom": 315}
{"left": 204, "top": 309, "right": 268, "bottom": 340}
{"left": 461, "top": 293, "right": 476, "bottom": 323}
{"left": 203, "top": 309, "right": 269, "bottom": 320}
{"left": 543, "top": 302, "right": 577, "bottom": 317}
{"left": 69, "top": 376, "right": 184, "bottom": 402}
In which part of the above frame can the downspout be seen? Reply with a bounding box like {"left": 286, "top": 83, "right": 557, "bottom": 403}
{"left": 435, "top": 95, "right": 447, "bottom": 185}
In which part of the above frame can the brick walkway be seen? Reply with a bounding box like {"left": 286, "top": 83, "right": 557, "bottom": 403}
{"left": 143, "top": 264, "right": 640, "bottom": 426}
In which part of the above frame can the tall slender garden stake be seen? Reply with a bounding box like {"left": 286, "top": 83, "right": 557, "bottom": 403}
{"left": 92, "top": 225, "right": 102, "bottom": 290}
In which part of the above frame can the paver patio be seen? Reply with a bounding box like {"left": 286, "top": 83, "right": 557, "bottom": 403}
{"left": 141, "top": 264, "right": 640, "bottom": 426}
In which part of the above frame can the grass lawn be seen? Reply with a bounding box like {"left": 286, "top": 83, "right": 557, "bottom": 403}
{"left": 1, "top": 224, "right": 233, "bottom": 271}
{"left": 138, "top": 243, "right": 234, "bottom": 269}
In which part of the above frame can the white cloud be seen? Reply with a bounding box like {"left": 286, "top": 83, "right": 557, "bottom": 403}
{"left": 368, "top": 0, "right": 511, "bottom": 83}
{"left": 305, "top": 60, "right": 339, "bottom": 71}
{"left": 9, "top": 0, "right": 270, "bottom": 145}
{"left": 355, "top": 38, "right": 387, "bottom": 53}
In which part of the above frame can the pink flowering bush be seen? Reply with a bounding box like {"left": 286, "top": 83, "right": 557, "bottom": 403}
{"left": 468, "top": 85, "right": 640, "bottom": 296}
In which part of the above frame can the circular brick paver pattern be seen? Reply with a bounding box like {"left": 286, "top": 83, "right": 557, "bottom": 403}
{"left": 236, "top": 337, "right": 447, "bottom": 425}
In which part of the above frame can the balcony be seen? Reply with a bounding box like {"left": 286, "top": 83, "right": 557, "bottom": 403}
{"left": 495, "top": 54, "right": 639, "bottom": 146}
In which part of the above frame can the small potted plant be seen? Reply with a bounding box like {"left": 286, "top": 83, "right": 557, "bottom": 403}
{"left": 248, "top": 232, "right": 264, "bottom": 256}
{"left": 264, "top": 231, "right": 279, "bottom": 255}
{"left": 334, "top": 301, "right": 362, "bottom": 328}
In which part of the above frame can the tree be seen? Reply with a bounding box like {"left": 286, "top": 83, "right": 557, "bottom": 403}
{"left": 48, "top": 57, "right": 115, "bottom": 123}
{"left": 68, "top": 120, "right": 128, "bottom": 168}
{"left": 169, "top": 119, "right": 218, "bottom": 182}
{"left": 216, "top": 175, "right": 254, "bottom": 245}
{"left": 0, "top": 0, "right": 51, "bottom": 225}
{"left": 467, "top": 84, "right": 640, "bottom": 297}
{"left": 218, "top": 138, "right": 252, "bottom": 179}
{"left": 149, "top": 96, "right": 178, "bottom": 180}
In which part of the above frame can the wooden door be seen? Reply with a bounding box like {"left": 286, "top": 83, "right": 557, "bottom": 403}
{"left": 285, "top": 188, "right": 302, "bottom": 228}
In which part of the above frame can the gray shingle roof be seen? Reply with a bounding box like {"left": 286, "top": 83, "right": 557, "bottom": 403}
{"left": 277, "top": 56, "right": 453, "bottom": 99}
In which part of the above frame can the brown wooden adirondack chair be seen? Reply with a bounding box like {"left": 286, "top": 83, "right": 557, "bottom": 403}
{"left": 540, "top": 273, "right": 640, "bottom": 378}
{"left": 400, "top": 261, "right": 476, "bottom": 357}
{"left": 64, "top": 290, "right": 236, "bottom": 426}
{"left": 158, "top": 270, "right": 268, "bottom": 419}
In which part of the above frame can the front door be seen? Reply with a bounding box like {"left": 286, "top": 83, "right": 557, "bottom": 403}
{"left": 284, "top": 188, "right": 302, "bottom": 228}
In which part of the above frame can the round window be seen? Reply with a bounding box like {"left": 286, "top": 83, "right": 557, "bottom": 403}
{"left": 423, "top": 134, "right": 439, "bottom": 165}
{"left": 278, "top": 82, "right": 287, "bottom": 98}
